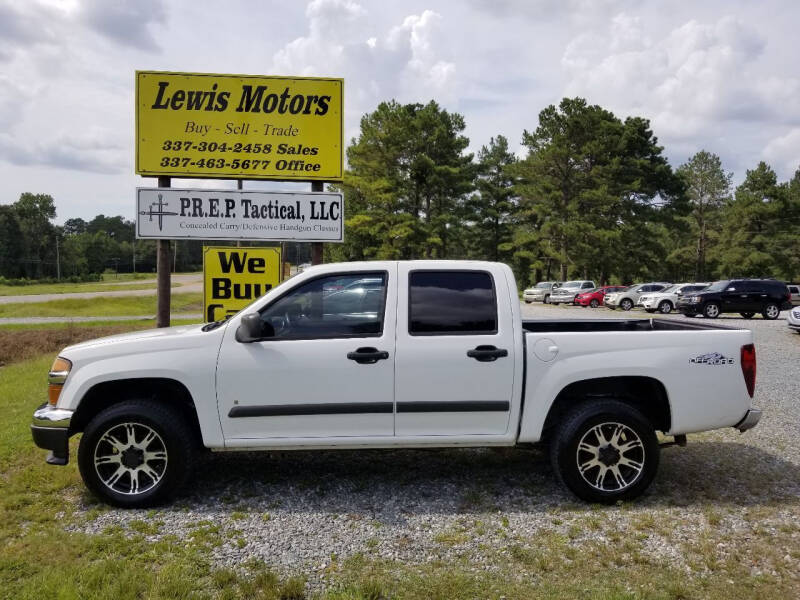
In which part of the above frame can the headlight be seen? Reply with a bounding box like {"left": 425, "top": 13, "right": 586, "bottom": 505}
{"left": 690, "top": 296, "right": 703, "bottom": 304}
{"left": 48, "top": 357, "right": 72, "bottom": 406}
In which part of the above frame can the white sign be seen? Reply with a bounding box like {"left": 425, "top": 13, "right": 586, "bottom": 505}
{"left": 136, "top": 188, "right": 343, "bottom": 242}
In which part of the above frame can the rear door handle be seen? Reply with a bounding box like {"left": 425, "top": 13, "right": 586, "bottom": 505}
{"left": 347, "top": 347, "right": 389, "bottom": 364}
{"left": 467, "top": 345, "right": 508, "bottom": 362}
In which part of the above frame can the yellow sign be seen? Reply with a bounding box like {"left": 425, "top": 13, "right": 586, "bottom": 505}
{"left": 136, "top": 71, "right": 343, "bottom": 181}
{"left": 203, "top": 246, "right": 282, "bottom": 322}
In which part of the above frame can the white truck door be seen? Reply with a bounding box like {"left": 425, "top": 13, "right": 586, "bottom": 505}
{"left": 394, "top": 265, "right": 516, "bottom": 436}
{"left": 216, "top": 266, "right": 397, "bottom": 440}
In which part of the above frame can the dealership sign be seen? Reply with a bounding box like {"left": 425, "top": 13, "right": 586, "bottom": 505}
{"left": 136, "top": 71, "right": 343, "bottom": 181}
{"left": 203, "top": 246, "right": 281, "bottom": 323}
{"left": 136, "top": 188, "right": 343, "bottom": 242}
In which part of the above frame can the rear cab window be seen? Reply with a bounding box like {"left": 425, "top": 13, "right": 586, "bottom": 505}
{"left": 409, "top": 271, "right": 497, "bottom": 335}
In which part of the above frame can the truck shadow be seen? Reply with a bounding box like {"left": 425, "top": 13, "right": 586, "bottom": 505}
{"left": 186, "top": 441, "right": 800, "bottom": 517}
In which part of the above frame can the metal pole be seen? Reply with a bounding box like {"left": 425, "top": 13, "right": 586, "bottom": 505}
{"left": 156, "top": 176, "right": 171, "bottom": 328}
{"left": 237, "top": 179, "right": 242, "bottom": 248}
{"left": 311, "top": 181, "right": 323, "bottom": 265}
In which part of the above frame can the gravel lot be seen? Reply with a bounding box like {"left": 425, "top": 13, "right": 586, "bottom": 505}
{"left": 72, "top": 303, "right": 800, "bottom": 590}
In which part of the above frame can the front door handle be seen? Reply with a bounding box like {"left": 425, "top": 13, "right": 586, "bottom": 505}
{"left": 347, "top": 347, "right": 389, "bottom": 364}
{"left": 467, "top": 345, "right": 508, "bottom": 362}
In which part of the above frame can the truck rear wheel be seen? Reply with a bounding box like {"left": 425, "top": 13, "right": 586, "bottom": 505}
{"left": 550, "top": 400, "right": 660, "bottom": 503}
{"left": 78, "top": 399, "right": 197, "bottom": 508}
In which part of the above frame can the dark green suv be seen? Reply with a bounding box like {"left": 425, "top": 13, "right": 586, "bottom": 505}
{"left": 677, "top": 279, "right": 792, "bottom": 319}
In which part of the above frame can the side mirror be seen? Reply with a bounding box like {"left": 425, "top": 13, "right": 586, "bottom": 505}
{"left": 236, "top": 313, "right": 269, "bottom": 343}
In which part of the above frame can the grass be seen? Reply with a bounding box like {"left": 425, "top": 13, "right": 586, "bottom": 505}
{"left": 0, "top": 281, "right": 161, "bottom": 296}
{"left": 0, "top": 292, "right": 202, "bottom": 318}
{"left": 0, "top": 271, "right": 200, "bottom": 297}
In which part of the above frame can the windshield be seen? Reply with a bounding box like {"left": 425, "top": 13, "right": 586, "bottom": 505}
{"left": 535, "top": 282, "right": 550, "bottom": 288}
{"left": 660, "top": 284, "right": 678, "bottom": 293}
{"left": 561, "top": 281, "right": 582, "bottom": 289}
{"left": 705, "top": 280, "right": 730, "bottom": 292}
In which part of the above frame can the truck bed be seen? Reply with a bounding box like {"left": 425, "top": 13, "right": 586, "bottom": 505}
{"left": 521, "top": 318, "right": 741, "bottom": 333}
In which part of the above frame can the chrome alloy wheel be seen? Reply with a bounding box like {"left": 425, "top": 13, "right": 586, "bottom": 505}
{"left": 765, "top": 304, "right": 780, "bottom": 319}
{"left": 705, "top": 303, "right": 720, "bottom": 318}
{"left": 93, "top": 422, "right": 168, "bottom": 495}
{"left": 576, "top": 422, "right": 645, "bottom": 492}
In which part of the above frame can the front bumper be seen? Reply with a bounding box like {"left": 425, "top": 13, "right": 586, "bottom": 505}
{"left": 31, "top": 403, "right": 73, "bottom": 465}
{"left": 734, "top": 407, "right": 762, "bottom": 433}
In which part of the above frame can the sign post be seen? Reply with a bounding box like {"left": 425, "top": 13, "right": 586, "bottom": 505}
{"left": 156, "top": 176, "right": 171, "bottom": 328}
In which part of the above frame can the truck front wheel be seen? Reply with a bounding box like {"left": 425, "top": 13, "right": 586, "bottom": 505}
{"left": 78, "top": 399, "right": 197, "bottom": 508}
{"left": 550, "top": 400, "right": 660, "bottom": 503}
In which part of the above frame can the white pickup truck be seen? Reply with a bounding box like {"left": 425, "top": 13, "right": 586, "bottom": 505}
{"left": 32, "top": 261, "right": 761, "bottom": 507}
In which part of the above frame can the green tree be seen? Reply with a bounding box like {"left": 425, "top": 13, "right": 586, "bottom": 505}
{"left": 511, "top": 98, "right": 684, "bottom": 284}
{"left": 716, "top": 162, "right": 800, "bottom": 280}
{"left": 0, "top": 205, "right": 24, "bottom": 278}
{"left": 464, "top": 135, "right": 517, "bottom": 262}
{"left": 676, "top": 151, "right": 732, "bottom": 281}
{"left": 330, "top": 100, "right": 474, "bottom": 261}
{"left": 13, "top": 193, "right": 57, "bottom": 278}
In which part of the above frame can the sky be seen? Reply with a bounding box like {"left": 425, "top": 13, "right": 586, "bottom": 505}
{"left": 0, "top": 0, "right": 798, "bottom": 223}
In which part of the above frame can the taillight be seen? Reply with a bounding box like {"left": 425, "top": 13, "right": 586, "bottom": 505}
{"left": 740, "top": 344, "right": 756, "bottom": 398}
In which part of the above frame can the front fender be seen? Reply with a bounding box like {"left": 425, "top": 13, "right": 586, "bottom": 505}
{"left": 58, "top": 346, "right": 223, "bottom": 448}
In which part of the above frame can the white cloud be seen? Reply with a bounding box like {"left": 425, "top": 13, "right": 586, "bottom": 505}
{"left": 762, "top": 129, "right": 800, "bottom": 177}
{"left": 560, "top": 13, "right": 793, "bottom": 138}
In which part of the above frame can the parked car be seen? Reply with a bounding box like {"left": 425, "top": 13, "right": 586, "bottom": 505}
{"left": 788, "top": 284, "right": 800, "bottom": 306}
{"left": 677, "top": 278, "right": 792, "bottom": 319}
{"left": 522, "top": 281, "right": 562, "bottom": 304}
{"left": 605, "top": 283, "right": 671, "bottom": 311}
{"left": 788, "top": 306, "right": 800, "bottom": 333}
{"left": 575, "top": 285, "right": 627, "bottom": 308}
{"left": 32, "top": 260, "right": 761, "bottom": 507}
{"left": 550, "top": 280, "right": 596, "bottom": 305}
{"left": 638, "top": 283, "right": 709, "bottom": 314}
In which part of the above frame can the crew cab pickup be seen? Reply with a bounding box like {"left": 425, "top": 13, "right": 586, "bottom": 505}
{"left": 31, "top": 261, "right": 762, "bottom": 507}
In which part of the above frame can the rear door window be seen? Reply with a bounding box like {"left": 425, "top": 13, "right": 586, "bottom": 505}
{"left": 409, "top": 271, "right": 497, "bottom": 335}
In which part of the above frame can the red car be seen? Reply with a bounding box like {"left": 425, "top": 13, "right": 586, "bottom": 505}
{"left": 575, "top": 285, "right": 627, "bottom": 308}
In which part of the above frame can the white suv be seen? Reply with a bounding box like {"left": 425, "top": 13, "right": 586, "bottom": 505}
{"left": 605, "top": 283, "right": 671, "bottom": 311}
{"left": 788, "top": 306, "right": 800, "bottom": 333}
{"left": 639, "top": 283, "right": 709, "bottom": 314}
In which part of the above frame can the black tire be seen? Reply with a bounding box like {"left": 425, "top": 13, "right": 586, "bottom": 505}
{"left": 78, "top": 399, "right": 197, "bottom": 508}
{"left": 590, "top": 299, "right": 599, "bottom": 308}
{"left": 703, "top": 302, "right": 720, "bottom": 319}
{"left": 762, "top": 302, "right": 780, "bottom": 320}
{"left": 550, "top": 400, "right": 660, "bottom": 504}
{"left": 740, "top": 312, "right": 755, "bottom": 319}
{"left": 620, "top": 298, "right": 633, "bottom": 311}
{"left": 524, "top": 300, "right": 532, "bottom": 304}
{"left": 543, "top": 294, "right": 550, "bottom": 304}
{"left": 645, "top": 309, "right": 656, "bottom": 314}
{"left": 658, "top": 301, "right": 673, "bottom": 314}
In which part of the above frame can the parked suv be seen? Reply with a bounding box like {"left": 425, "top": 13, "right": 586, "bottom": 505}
{"left": 575, "top": 285, "right": 627, "bottom": 308}
{"left": 605, "top": 283, "right": 671, "bottom": 311}
{"left": 677, "top": 279, "right": 792, "bottom": 319}
{"left": 788, "top": 284, "right": 800, "bottom": 306}
{"left": 550, "top": 280, "right": 595, "bottom": 305}
{"left": 522, "top": 281, "right": 562, "bottom": 304}
{"left": 639, "top": 283, "right": 709, "bottom": 314}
